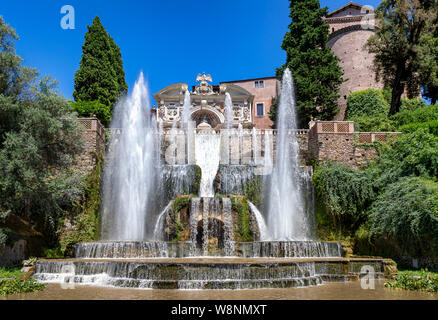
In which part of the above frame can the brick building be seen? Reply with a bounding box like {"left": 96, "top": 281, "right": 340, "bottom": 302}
{"left": 324, "top": 2, "right": 383, "bottom": 120}
{"left": 220, "top": 77, "right": 279, "bottom": 129}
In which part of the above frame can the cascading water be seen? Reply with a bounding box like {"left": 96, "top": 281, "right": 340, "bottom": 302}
{"left": 101, "top": 72, "right": 158, "bottom": 241}
{"left": 248, "top": 201, "right": 269, "bottom": 241}
{"left": 195, "top": 132, "right": 221, "bottom": 197}
{"left": 267, "top": 68, "right": 314, "bottom": 240}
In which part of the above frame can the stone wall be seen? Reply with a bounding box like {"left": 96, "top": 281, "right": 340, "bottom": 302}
{"left": 308, "top": 121, "right": 401, "bottom": 168}
{"left": 76, "top": 118, "right": 106, "bottom": 175}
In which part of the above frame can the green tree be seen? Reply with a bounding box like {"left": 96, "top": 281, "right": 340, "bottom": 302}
{"left": 369, "top": 176, "right": 438, "bottom": 257}
{"left": 366, "top": 0, "right": 438, "bottom": 115}
{"left": 0, "top": 16, "right": 38, "bottom": 101}
{"left": 73, "top": 16, "right": 127, "bottom": 111}
{"left": 0, "top": 17, "right": 84, "bottom": 245}
{"left": 275, "top": 0, "right": 344, "bottom": 127}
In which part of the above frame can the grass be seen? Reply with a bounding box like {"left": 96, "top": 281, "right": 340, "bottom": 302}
{"left": 0, "top": 266, "right": 45, "bottom": 296}
{"left": 385, "top": 269, "right": 438, "bottom": 293}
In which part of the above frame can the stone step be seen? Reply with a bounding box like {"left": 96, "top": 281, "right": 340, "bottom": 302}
{"left": 33, "top": 257, "right": 394, "bottom": 290}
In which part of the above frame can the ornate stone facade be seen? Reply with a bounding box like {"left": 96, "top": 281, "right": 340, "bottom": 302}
{"left": 154, "top": 73, "right": 255, "bottom": 129}
{"left": 154, "top": 74, "right": 279, "bottom": 129}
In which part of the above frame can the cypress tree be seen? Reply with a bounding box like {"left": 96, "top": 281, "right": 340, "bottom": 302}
{"left": 73, "top": 16, "right": 127, "bottom": 110}
{"left": 272, "top": 0, "right": 344, "bottom": 127}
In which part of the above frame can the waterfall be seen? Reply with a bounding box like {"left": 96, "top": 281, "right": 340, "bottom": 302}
{"left": 248, "top": 201, "right": 269, "bottom": 241}
{"left": 222, "top": 198, "right": 235, "bottom": 256}
{"left": 153, "top": 201, "right": 174, "bottom": 240}
{"left": 101, "top": 72, "right": 158, "bottom": 241}
{"left": 195, "top": 132, "right": 221, "bottom": 197}
{"left": 267, "top": 68, "right": 314, "bottom": 240}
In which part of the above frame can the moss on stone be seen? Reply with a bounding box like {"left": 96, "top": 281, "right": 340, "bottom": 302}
{"left": 58, "top": 152, "right": 103, "bottom": 256}
{"left": 231, "top": 196, "right": 253, "bottom": 242}
{"left": 244, "top": 176, "right": 262, "bottom": 208}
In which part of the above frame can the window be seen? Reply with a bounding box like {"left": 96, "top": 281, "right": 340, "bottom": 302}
{"left": 254, "top": 80, "right": 264, "bottom": 88}
{"left": 256, "top": 103, "right": 264, "bottom": 116}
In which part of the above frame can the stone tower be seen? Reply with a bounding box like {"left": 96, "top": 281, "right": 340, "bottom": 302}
{"left": 324, "top": 2, "right": 383, "bottom": 120}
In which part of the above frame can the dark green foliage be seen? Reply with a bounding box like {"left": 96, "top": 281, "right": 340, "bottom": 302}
{"left": 376, "top": 130, "right": 438, "bottom": 183}
{"left": 244, "top": 176, "right": 262, "bottom": 208}
{"left": 400, "top": 98, "right": 427, "bottom": 112}
{"left": 314, "top": 129, "right": 438, "bottom": 264}
{"left": 346, "top": 89, "right": 390, "bottom": 119}
{"left": 366, "top": 1, "right": 438, "bottom": 115}
{"left": 275, "top": 0, "right": 344, "bottom": 127}
{"left": 0, "top": 17, "right": 85, "bottom": 250}
{"left": 268, "top": 97, "right": 278, "bottom": 128}
{"left": 73, "top": 16, "right": 127, "bottom": 110}
{"left": 391, "top": 104, "right": 438, "bottom": 128}
{"left": 0, "top": 93, "right": 84, "bottom": 243}
{"left": 71, "top": 100, "right": 111, "bottom": 127}
{"left": 351, "top": 114, "right": 396, "bottom": 132}
{"left": 231, "top": 196, "right": 253, "bottom": 242}
{"left": 313, "top": 162, "right": 376, "bottom": 234}
{"left": 399, "top": 120, "right": 438, "bottom": 136}
{"left": 369, "top": 177, "right": 438, "bottom": 257}
{"left": 385, "top": 269, "right": 438, "bottom": 293}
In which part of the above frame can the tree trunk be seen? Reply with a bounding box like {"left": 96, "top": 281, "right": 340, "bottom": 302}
{"left": 389, "top": 66, "right": 405, "bottom": 115}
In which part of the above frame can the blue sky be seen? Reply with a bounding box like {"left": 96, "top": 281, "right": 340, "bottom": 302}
{"left": 1, "top": 0, "right": 380, "bottom": 104}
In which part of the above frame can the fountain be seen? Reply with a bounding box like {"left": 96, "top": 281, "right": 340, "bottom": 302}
{"left": 32, "top": 71, "right": 395, "bottom": 290}
{"left": 100, "top": 72, "right": 158, "bottom": 241}
{"left": 267, "top": 68, "right": 314, "bottom": 240}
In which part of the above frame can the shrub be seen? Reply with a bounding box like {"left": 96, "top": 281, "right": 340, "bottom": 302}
{"left": 376, "top": 129, "right": 438, "bottom": 182}
{"left": 71, "top": 100, "right": 111, "bottom": 127}
{"left": 231, "top": 196, "right": 253, "bottom": 242}
{"left": 350, "top": 114, "right": 395, "bottom": 132}
{"left": 391, "top": 104, "right": 438, "bottom": 127}
{"left": 369, "top": 176, "right": 438, "bottom": 257}
{"left": 385, "top": 270, "right": 438, "bottom": 293}
{"left": 398, "top": 120, "right": 438, "bottom": 136}
{"left": 312, "top": 162, "right": 376, "bottom": 233}
{"left": 346, "top": 89, "right": 390, "bottom": 119}
{"left": 0, "top": 267, "right": 45, "bottom": 296}
{"left": 400, "top": 98, "right": 427, "bottom": 112}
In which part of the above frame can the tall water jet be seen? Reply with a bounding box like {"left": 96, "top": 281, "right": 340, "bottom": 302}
{"left": 181, "top": 90, "right": 195, "bottom": 164}
{"left": 181, "top": 90, "right": 192, "bottom": 126}
{"left": 101, "top": 72, "right": 158, "bottom": 241}
{"left": 224, "top": 92, "right": 233, "bottom": 129}
{"left": 267, "top": 68, "right": 313, "bottom": 240}
{"left": 263, "top": 131, "right": 273, "bottom": 176}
